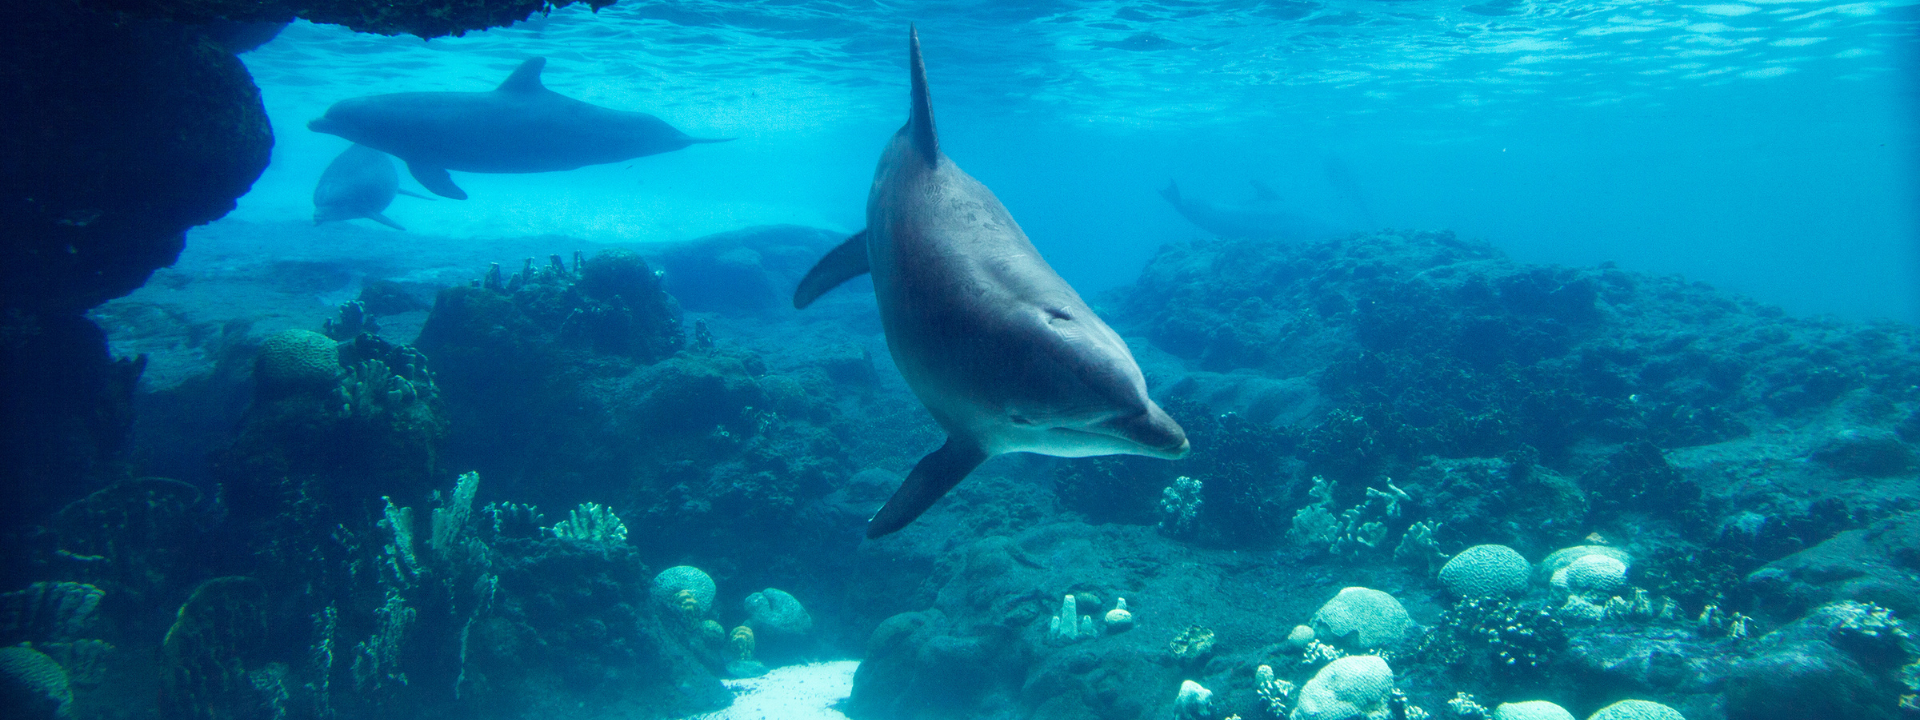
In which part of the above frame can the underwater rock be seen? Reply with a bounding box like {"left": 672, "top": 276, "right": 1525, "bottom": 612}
{"left": 1440, "top": 544, "right": 1531, "bottom": 598}
{"left": 0, "top": 645, "right": 73, "bottom": 720}
{"left": 0, "top": 583, "right": 104, "bottom": 645}
{"left": 1170, "top": 679, "right": 1214, "bottom": 720}
{"left": 2, "top": 5, "right": 270, "bottom": 315}
{"left": 645, "top": 225, "right": 854, "bottom": 316}
{"left": 1809, "top": 428, "right": 1915, "bottom": 477}
{"left": 1309, "top": 587, "right": 1411, "bottom": 651}
{"left": 1292, "top": 654, "right": 1393, "bottom": 720}
{"left": 1744, "top": 510, "right": 1920, "bottom": 619}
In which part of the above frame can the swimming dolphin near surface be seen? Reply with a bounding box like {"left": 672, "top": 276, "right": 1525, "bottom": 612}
{"left": 313, "top": 144, "right": 431, "bottom": 230}
{"left": 794, "top": 28, "right": 1190, "bottom": 538}
{"left": 1159, "top": 179, "right": 1338, "bottom": 241}
{"left": 307, "top": 58, "right": 729, "bottom": 200}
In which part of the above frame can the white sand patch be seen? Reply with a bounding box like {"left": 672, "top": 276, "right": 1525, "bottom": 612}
{"left": 685, "top": 661, "right": 860, "bottom": 720}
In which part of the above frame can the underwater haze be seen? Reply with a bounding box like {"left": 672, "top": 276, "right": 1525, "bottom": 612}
{"left": 234, "top": 0, "right": 1920, "bottom": 321}
{"left": 11, "top": 1, "right": 1920, "bottom": 720}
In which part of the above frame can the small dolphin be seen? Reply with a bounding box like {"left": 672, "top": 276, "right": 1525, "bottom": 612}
{"left": 794, "top": 28, "right": 1190, "bottom": 538}
{"left": 313, "top": 144, "right": 431, "bottom": 230}
{"left": 307, "top": 58, "right": 729, "bottom": 200}
{"left": 1159, "top": 179, "right": 1337, "bottom": 241}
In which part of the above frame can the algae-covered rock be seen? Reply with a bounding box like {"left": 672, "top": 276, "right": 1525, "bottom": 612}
{"left": 1310, "top": 587, "right": 1411, "bottom": 650}
{"left": 1441, "top": 544, "right": 1531, "bottom": 597}
{"left": 651, "top": 566, "right": 716, "bottom": 613}
{"left": 1291, "top": 654, "right": 1393, "bottom": 720}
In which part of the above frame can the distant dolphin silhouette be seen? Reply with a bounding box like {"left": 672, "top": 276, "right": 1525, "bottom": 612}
{"left": 313, "top": 144, "right": 431, "bottom": 230}
{"left": 1159, "top": 179, "right": 1337, "bottom": 241}
{"left": 307, "top": 58, "right": 730, "bottom": 200}
{"left": 794, "top": 28, "right": 1190, "bottom": 538}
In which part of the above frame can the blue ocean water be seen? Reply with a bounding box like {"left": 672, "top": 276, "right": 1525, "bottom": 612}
{"left": 230, "top": 0, "right": 1920, "bottom": 322}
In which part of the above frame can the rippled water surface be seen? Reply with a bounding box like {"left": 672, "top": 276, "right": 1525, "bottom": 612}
{"left": 232, "top": 0, "right": 1917, "bottom": 318}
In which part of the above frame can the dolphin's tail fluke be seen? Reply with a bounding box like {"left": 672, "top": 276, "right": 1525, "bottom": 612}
{"left": 906, "top": 25, "right": 939, "bottom": 166}
{"left": 1159, "top": 180, "right": 1181, "bottom": 204}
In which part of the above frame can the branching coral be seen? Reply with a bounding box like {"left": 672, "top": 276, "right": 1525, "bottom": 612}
{"left": 1288, "top": 475, "right": 1417, "bottom": 558}
{"left": 549, "top": 502, "right": 629, "bottom": 551}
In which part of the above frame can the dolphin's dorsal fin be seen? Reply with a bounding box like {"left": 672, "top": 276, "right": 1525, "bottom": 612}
{"left": 1250, "top": 179, "right": 1280, "bottom": 201}
{"left": 907, "top": 26, "right": 938, "bottom": 165}
{"left": 497, "top": 58, "right": 547, "bottom": 94}
{"left": 1159, "top": 180, "right": 1182, "bottom": 204}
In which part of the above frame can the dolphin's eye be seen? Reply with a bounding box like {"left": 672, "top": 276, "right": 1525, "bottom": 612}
{"left": 1045, "top": 307, "right": 1072, "bottom": 322}
{"left": 1010, "top": 413, "right": 1034, "bottom": 425}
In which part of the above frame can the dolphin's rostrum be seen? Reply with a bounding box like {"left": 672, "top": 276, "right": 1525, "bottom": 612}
{"left": 795, "top": 28, "right": 1190, "bottom": 538}
{"left": 308, "top": 58, "right": 730, "bottom": 200}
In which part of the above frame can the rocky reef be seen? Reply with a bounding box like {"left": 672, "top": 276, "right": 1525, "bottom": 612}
{"left": 8, "top": 217, "right": 1918, "bottom": 720}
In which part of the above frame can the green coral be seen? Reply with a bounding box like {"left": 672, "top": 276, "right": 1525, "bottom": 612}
{"left": 254, "top": 329, "right": 340, "bottom": 396}
{"left": 0, "top": 645, "right": 72, "bottom": 720}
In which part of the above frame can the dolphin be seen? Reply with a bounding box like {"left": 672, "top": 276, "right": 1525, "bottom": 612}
{"left": 794, "top": 28, "right": 1190, "bottom": 538}
{"left": 1159, "top": 179, "right": 1339, "bottom": 241}
{"left": 313, "top": 144, "right": 431, "bottom": 230}
{"left": 307, "top": 58, "right": 729, "bottom": 200}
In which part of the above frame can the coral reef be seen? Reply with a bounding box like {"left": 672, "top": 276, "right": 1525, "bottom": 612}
{"left": 1292, "top": 655, "right": 1393, "bottom": 720}
{"left": 652, "top": 566, "right": 717, "bottom": 614}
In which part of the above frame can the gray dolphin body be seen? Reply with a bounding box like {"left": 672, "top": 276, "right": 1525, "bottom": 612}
{"left": 307, "top": 58, "right": 728, "bottom": 200}
{"left": 1159, "top": 180, "right": 1338, "bottom": 241}
{"left": 795, "top": 29, "right": 1190, "bottom": 538}
{"left": 313, "top": 144, "right": 430, "bottom": 230}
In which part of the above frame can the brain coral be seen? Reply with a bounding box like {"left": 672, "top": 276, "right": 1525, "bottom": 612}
{"left": 1440, "top": 544, "right": 1531, "bottom": 597}
{"left": 1310, "top": 587, "right": 1411, "bottom": 650}
{"left": 1554, "top": 554, "right": 1628, "bottom": 595}
{"left": 1541, "top": 545, "right": 1632, "bottom": 577}
{"left": 1290, "top": 655, "right": 1392, "bottom": 720}
{"left": 1587, "top": 699, "right": 1685, "bottom": 720}
{"left": 0, "top": 645, "right": 72, "bottom": 720}
{"left": 254, "top": 329, "right": 340, "bottom": 395}
{"left": 1494, "top": 701, "right": 1576, "bottom": 720}
{"left": 744, "top": 588, "right": 812, "bottom": 636}
{"left": 651, "top": 566, "right": 716, "bottom": 612}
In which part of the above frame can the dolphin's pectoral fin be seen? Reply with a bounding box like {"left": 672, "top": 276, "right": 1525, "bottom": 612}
{"left": 793, "top": 230, "right": 869, "bottom": 309}
{"left": 497, "top": 57, "right": 548, "bottom": 94}
{"left": 407, "top": 162, "right": 468, "bottom": 200}
{"left": 396, "top": 189, "right": 435, "bottom": 200}
{"left": 867, "top": 438, "right": 987, "bottom": 538}
{"left": 365, "top": 212, "right": 406, "bottom": 231}
{"left": 1249, "top": 179, "right": 1280, "bottom": 201}
{"left": 1159, "top": 180, "right": 1181, "bottom": 204}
